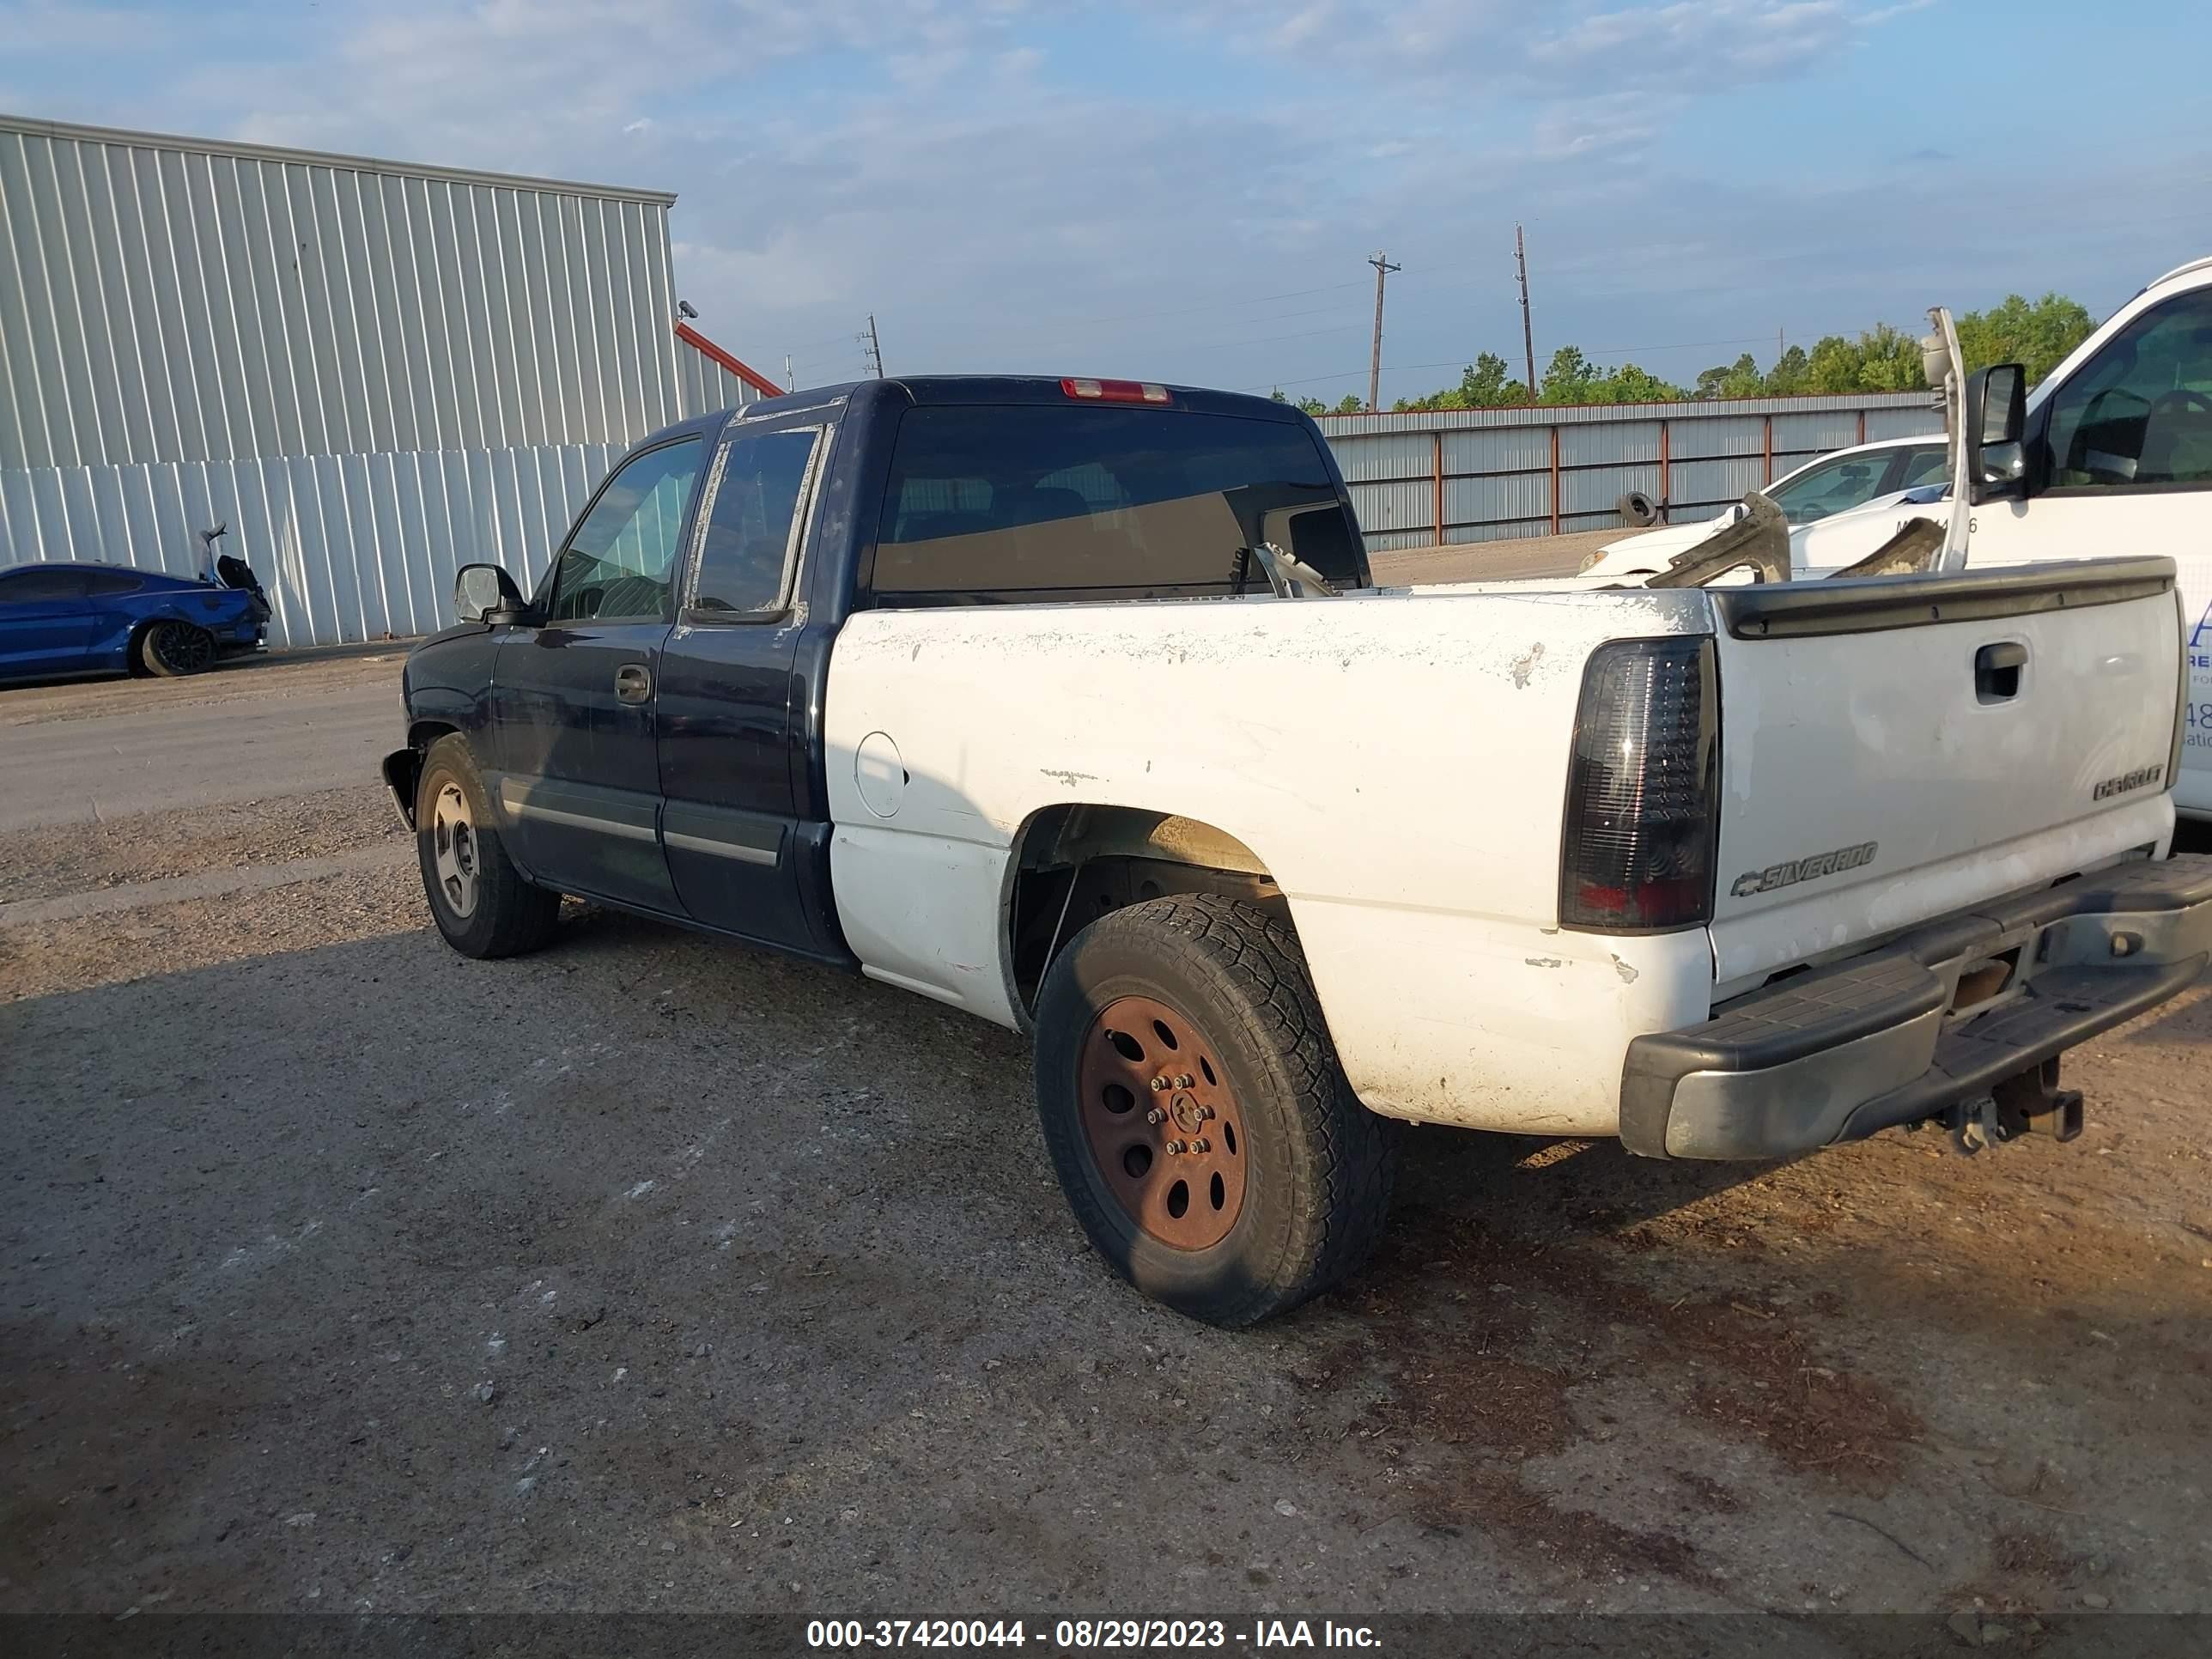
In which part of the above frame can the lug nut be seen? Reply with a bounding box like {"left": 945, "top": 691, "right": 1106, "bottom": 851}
{"left": 1166, "top": 1139, "right": 1188, "bottom": 1156}
{"left": 1146, "top": 1109, "right": 1164, "bottom": 1125}
{"left": 1192, "top": 1138, "right": 1211, "bottom": 1154}
{"left": 1150, "top": 1076, "right": 1170, "bottom": 1091}
{"left": 1175, "top": 1073, "right": 1195, "bottom": 1089}
{"left": 1198, "top": 1105, "right": 1215, "bottom": 1121}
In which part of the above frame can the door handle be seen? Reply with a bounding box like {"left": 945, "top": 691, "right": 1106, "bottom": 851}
{"left": 1975, "top": 641, "right": 2027, "bottom": 703}
{"left": 614, "top": 663, "right": 652, "bottom": 704}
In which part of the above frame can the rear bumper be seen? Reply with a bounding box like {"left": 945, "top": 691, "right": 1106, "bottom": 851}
{"left": 1620, "top": 854, "right": 2212, "bottom": 1159}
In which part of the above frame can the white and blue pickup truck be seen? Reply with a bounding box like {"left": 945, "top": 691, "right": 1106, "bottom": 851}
{"left": 1591, "top": 255, "right": 2212, "bottom": 821}
{"left": 382, "top": 374, "right": 2212, "bottom": 1326}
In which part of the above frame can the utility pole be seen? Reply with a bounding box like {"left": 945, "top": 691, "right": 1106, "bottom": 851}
{"left": 784, "top": 352, "right": 794, "bottom": 392}
{"left": 1366, "top": 250, "right": 1400, "bottom": 413}
{"left": 1515, "top": 223, "right": 1537, "bottom": 399}
{"left": 858, "top": 314, "right": 884, "bottom": 379}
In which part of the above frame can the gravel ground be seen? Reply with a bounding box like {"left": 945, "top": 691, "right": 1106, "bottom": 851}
{"left": 2, "top": 654, "right": 2208, "bottom": 1638}
{"left": 1370, "top": 529, "right": 1616, "bottom": 586}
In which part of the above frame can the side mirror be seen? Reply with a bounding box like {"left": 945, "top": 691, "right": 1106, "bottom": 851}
{"left": 1964, "top": 363, "right": 2027, "bottom": 501}
{"left": 455, "top": 562, "right": 528, "bottom": 623}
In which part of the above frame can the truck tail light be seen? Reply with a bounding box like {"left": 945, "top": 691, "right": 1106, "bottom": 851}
{"left": 1559, "top": 636, "right": 1719, "bottom": 933}
{"left": 1060, "top": 378, "right": 1172, "bottom": 405}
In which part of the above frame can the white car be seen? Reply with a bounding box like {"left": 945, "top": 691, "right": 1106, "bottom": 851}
{"left": 1582, "top": 434, "right": 1950, "bottom": 579}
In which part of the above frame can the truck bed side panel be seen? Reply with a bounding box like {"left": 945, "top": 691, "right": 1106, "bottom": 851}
{"left": 822, "top": 586, "right": 1716, "bottom": 1133}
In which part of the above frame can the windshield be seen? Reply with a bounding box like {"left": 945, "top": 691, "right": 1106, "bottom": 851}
{"left": 872, "top": 405, "right": 1364, "bottom": 602}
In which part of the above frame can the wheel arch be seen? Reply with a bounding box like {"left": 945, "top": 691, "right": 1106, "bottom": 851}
{"left": 124, "top": 617, "right": 156, "bottom": 676}
{"left": 380, "top": 720, "right": 463, "bottom": 830}
{"left": 124, "top": 612, "right": 193, "bottom": 674}
{"left": 1001, "top": 802, "right": 1295, "bottom": 1024}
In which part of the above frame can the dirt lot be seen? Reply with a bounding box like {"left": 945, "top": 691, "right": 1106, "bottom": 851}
{"left": 1370, "top": 528, "right": 1618, "bottom": 586}
{"left": 3, "top": 651, "right": 2209, "bottom": 1638}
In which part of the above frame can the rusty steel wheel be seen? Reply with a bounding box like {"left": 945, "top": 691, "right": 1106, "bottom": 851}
{"left": 1077, "top": 994, "right": 1247, "bottom": 1251}
{"left": 1035, "top": 895, "right": 1398, "bottom": 1327}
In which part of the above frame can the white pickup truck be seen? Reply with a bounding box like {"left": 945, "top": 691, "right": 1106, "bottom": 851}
{"left": 385, "top": 374, "right": 2212, "bottom": 1326}
{"left": 1638, "top": 256, "right": 2212, "bottom": 818}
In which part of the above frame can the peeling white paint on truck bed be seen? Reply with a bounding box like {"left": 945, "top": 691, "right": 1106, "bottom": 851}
{"left": 822, "top": 579, "right": 2183, "bottom": 1134}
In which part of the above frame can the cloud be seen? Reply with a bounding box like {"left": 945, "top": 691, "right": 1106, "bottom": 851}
{"left": 8, "top": 0, "right": 2207, "bottom": 410}
{"left": 1141, "top": 0, "right": 1885, "bottom": 98}
{"left": 0, "top": 0, "right": 185, "bottom": 52}
{"left": 1528, "top": 94, "right": 1660, "bottom": 161}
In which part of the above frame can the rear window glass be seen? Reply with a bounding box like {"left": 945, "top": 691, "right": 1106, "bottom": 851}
{"left": 871, "top": 406, "right": 1362, "bottom": 602}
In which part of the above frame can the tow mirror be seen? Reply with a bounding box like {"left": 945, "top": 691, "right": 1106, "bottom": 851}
{"left": 1965, "top": 363, "right": 2027, "bottom": 501}
{"left": 456, "top": 562, "right": 528, "bottom": 623}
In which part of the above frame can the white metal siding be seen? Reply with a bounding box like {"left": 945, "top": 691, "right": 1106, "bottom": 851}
{"left": 0, "top": 114, "right": 750, "bottom": 646}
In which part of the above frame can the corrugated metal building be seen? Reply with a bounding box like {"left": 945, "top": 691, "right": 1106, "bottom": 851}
{"left": 1316, "top": 394, "right": 1944, "bottom": 555}
{"left": 0, "top": 112, "right": 768, "bottom": 647}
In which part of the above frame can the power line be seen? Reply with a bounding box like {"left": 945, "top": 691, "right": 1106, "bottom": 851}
{"left": 1243, "top": 357, "right": 1472, "bottom": 393}
{"left": 900, "top": 300, "right": 1372, "bottom": 362}
{"left": 1581, "top": 332, "right": 1781, "bottom": 355}
{"left": 1173, "top": 324, "right": 1371, "bottom": 355}
{"left": 771, "top": 256, "right": 1504, "bottom": 370}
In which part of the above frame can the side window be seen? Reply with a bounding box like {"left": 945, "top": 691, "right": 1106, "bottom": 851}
{"left": 1892, "top": 445, "right": 1950, "bottom": 489}
{"left": 689, "top": 427, "right": 822, "bottom": 615}
{"left": 83, "top": 569, "right": 146, "bottom": 597}
{"left": 0, "top": 567, "right": 89, "bottom": 602}
{"left": 2042, "top": 290, "right": 2212, "bottom": 490}
{"left": 1769, "top": 453, "right": 1884, "bottom": 524}
{"left": 544, "top": 437, "right": 704, "bottom": 623}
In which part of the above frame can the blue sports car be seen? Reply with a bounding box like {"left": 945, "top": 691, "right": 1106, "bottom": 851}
{"left": 0, "top": 535, "right": 270, "bottom": 684}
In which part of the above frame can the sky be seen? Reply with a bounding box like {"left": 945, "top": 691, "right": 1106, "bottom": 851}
{"left": 5, "top": 0, "right": 2210, "bottom": 406}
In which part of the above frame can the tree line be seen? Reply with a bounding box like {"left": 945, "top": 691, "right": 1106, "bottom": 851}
{"left": 1277, "top": 292, "right": 2098, "bottom": 415}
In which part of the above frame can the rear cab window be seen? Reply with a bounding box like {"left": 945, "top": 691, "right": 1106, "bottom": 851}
{"left": 866, "top": 404, "right": 1363, "bottom": 605}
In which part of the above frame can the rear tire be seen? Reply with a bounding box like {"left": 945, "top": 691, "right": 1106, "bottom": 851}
{"left": 141, "top": 620, "right": 216, "bottom": 677}
{"left": 1033, "top": 895, "right": 1396, "bottom": 1327}
{"left": 414, "top": 733, "right": 561, "bottom": 958}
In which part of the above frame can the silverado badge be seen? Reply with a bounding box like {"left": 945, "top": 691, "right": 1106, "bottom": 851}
{"left": 1730, "top": 841, "right": 1879, "bottom": 899}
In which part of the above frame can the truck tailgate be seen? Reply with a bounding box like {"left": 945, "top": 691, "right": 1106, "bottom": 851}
{"left": 1705, "top": 558, "right": 2183, "bottom": 991}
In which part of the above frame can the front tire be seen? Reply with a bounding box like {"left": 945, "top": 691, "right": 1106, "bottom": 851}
{"left": 141, "top": 620, "right": 216, "bottom": 677}
{"left": 1033, "top": 895, "right": 1396, "bottom": 1327}
{"left": 414, "top": 733, "right": 561, "bottom": 959}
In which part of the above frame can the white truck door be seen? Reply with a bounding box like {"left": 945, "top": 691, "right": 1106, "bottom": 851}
{"left": 1966, "top": 283, "right": 2212, "bottom": 815}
